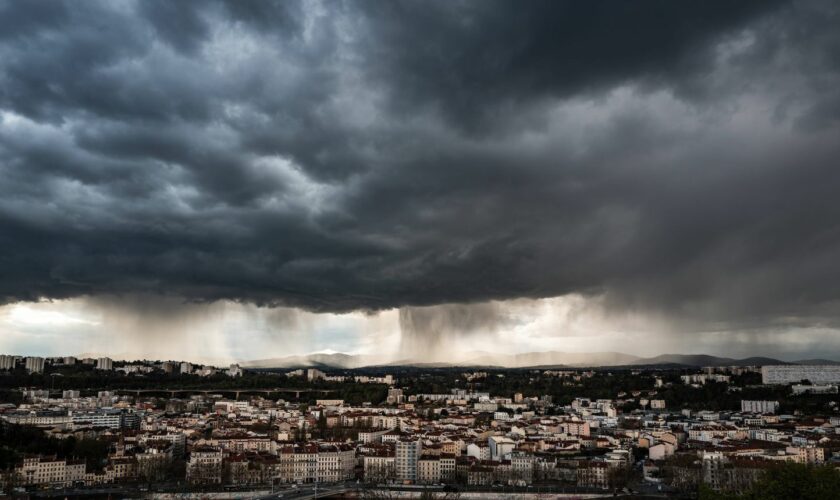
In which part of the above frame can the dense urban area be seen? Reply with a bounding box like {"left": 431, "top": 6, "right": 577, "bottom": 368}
{"left": 3, "top": 355, "right": 840, "bottom": 498}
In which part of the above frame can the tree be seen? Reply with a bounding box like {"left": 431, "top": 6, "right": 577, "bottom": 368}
{"left": 72, "top": 438, "right": 110, "bottom": 472}
{"left": 608, "top": 465, "right": 630, "bottom": 490}
{"left": 699, "top": 464, "right": 840, "bottom": 500}
{"left": 318, "top": 411, "right": 328, "bottom": 436}
{"left": 0, "top": 469, "right": 22, "bottom": 495}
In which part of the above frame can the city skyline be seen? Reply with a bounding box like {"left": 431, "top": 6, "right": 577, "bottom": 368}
{"left": 2, "top": 1, "right": 840, "bottom": 362}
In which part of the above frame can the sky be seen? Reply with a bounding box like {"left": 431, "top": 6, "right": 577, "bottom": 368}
{"left": 2, "top": 0, "right": 840, "bottom": 363}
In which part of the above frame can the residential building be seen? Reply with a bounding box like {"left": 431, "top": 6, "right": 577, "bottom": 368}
{"left": 187, "top": 446, "right": 224, "bottom": 485}
{"left": 417, "top": 457, "right": 441, "bottom": 484}
{"left": 741, "top": 400, "right": 779, "bottom": 414}
{"left": 387, "top": 388, "right": 404, "bottom": 405}
{"left": 0, "top": 354, "right": 16, "bottom": 370}
{"left": 363, "top": 452, "right": 396, "bottom": 483}
{"left": 488, "top": 436, "right": 515, "bottom": 461}
{"left": 14, "top": 456, "right": 85, "bottom": 488}
{"left": 25, "top": 356, "right": 45, "bottom": 373}
{"left": 791, "top": 384, "right": 838, "bottom": 395}
{"left": 275, "top": 443, "right": 354, "bottom": 484}
{"left": 762, "top": 365, "right": 840, "bottom": 384}
{"left": 396, "top": 438, "right": 422, "bottom": 483}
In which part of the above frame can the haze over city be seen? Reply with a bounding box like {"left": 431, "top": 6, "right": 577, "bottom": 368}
{"left": 2, "top": 0, "right": 840, "bottom": 365}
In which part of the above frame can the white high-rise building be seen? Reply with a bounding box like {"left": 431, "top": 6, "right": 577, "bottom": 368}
{"left": 25, "top": 356, "right": 45, "bottom": 373}
{"left": 387, "top": 388, "right": 404, "bottom": 405}
{"left": 0, "top": 354, "right": 15, "bottom": 370}
{"left": 741, "top": 400, "right": 779, "bottom": 414}
{"left": 96, "top": 357, "right": 113, "bottom": 370}
{"left": 63, "top": 356, "right": 77, "bottom": 365}
{"left": 180, "top": 362, "right": 193, "bottom": 374}
{"left": 762, "top": 365, "right": 840, "bottom": 384}
{"left": 396, "top": 438, "right": 422, "bottom": 483}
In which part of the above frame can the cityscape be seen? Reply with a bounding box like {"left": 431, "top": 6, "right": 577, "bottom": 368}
{"left": 3, "top": 354, "right": 840, "bottom": 498}
{"left": 2, "top": 0, "right": 840, "bottom": 498}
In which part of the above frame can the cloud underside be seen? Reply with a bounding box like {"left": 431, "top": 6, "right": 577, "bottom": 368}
{"left": 1, "top": 0, "right": 840, "bottom": 333}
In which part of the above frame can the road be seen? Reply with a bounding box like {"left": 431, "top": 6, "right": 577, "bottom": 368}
{"left": 259, "top": 484, "right": 351, "bottom": 499}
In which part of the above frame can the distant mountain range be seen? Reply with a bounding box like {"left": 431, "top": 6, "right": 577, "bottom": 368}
{"left": 245, "top": 353, "right": 382, "bottom": 369}
{"left": 243, "top": 351, "right": 640, "bottom": 369}
{"left": 627, "top": 354, "right": 788, "bottom": 367}
{"left": 75, "top": 350, "right": 840, "bottom": 370}
{"left": 240, "top": 351, "right": 840, "bottom": 369}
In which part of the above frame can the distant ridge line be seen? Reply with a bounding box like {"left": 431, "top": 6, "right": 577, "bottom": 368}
{"left": 240, "top": 351, "right": 836, "bottom": 369}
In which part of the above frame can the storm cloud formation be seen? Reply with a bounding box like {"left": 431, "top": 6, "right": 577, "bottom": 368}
{"left": 2, "top": 0, "right": 840, "bottom": 336}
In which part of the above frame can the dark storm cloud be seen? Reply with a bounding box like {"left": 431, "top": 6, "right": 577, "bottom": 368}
{"left": 1, "top": 0, "right": 840, "bottom": 333}
{"left": 355, "top": 0, "right": 786, "bottom": 129}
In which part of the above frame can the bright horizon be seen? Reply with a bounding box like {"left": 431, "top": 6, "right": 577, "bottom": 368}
{"left": 2, "top": 295, "right": 839, "bottom": 365}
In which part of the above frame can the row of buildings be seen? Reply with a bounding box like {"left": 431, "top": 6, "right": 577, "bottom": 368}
{"left": 0, "top": 354, "right": 243, "bottom": 377}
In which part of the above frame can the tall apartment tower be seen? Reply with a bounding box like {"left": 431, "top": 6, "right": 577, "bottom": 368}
{"left": 25, "top": 356, "right": 45, "bottom": 373}
{"left": 0, "top": 355, "right": 15, "bottom": 370}
{"left": 96, "top": 357, "right": 114, "bottom": 370}
{"left": 387, "top": 388, "right": 404, "bottom": 405}
{"left": 396, "top": 438, "right": 422, "bottom": 483}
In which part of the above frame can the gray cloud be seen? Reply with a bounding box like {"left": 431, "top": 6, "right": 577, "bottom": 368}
{"left": 1, "top": 0, "right": 840, "bottom": 337}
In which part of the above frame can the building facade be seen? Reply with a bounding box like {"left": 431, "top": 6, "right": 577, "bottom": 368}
{"left": 762, "top": 365, "right": 840, "bottom": 384}
{"left": 396, "top": 439, "right": 422, "bottom": 483}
